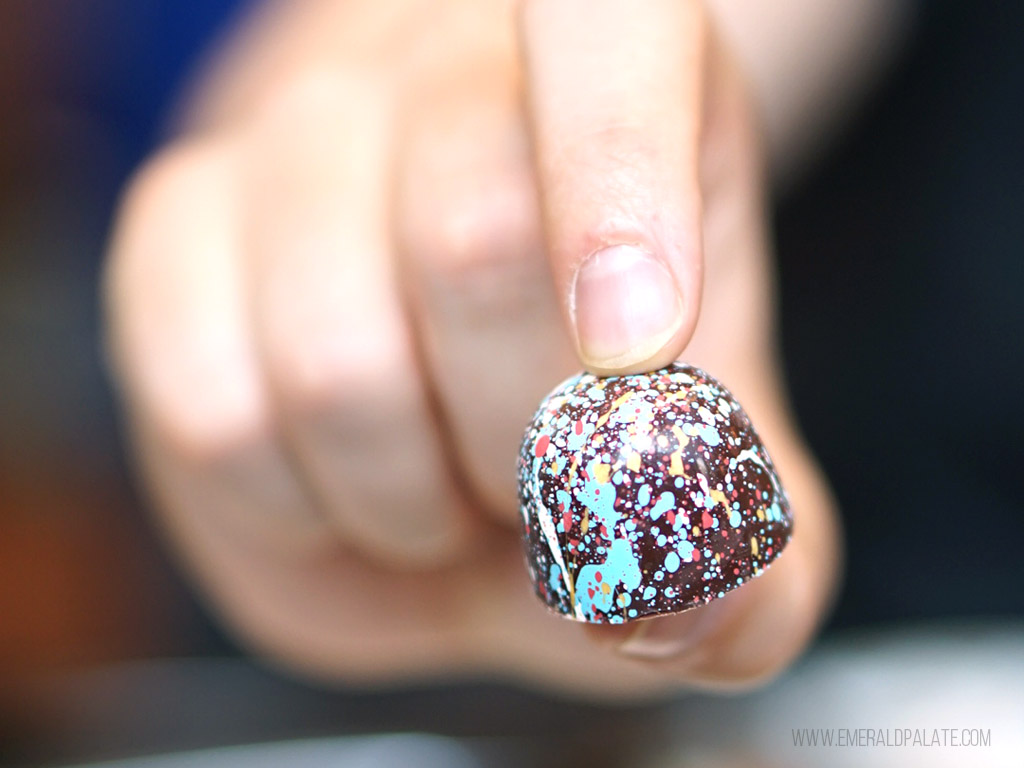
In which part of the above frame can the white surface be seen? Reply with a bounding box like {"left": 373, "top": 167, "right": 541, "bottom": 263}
{"left": 65, "top": 734, "right": 483, "bottom": 768}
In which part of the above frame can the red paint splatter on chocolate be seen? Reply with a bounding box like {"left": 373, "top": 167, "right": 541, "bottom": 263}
{"left": 534, "top": 435, "right": 550, "bottom": 458}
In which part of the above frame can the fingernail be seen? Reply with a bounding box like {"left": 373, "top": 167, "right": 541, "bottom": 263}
{"left": 571, "top": 244, "right": 683, "bottom": 370}
{"left": 618, "top": 604, "right": 722, "bottom": 660}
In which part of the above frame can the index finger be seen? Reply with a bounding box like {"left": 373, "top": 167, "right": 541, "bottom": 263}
{"left": 518, "top": 0, "right": 706, "bottom": 375}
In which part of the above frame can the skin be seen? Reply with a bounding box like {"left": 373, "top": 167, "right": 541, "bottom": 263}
{"left": 103, "top": 0, "right": 897, "bottom": 698}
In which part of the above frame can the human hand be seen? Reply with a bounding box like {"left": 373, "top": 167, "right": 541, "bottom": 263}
{"left": 105, "top": 0, "right": 839, "bottom": 697}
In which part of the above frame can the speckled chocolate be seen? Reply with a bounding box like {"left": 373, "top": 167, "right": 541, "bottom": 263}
{"left": 517, "top": 364, "right": 792, "bottom": 624}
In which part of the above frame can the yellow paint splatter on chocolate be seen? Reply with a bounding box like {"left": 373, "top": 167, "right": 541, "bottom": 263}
{"left": 517, "top": 363, "right": 793, "bottom": 624}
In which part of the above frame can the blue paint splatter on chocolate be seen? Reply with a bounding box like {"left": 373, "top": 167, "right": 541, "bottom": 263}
{"left": 517, "top": 364, "right": 793, "bottom": 624}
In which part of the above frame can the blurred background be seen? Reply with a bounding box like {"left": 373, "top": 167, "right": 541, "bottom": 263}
{"left": 1, "top": 1, "right": 1021, "bottom": 766}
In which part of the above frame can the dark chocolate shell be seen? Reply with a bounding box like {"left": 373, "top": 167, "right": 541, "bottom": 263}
{"left": 517, "top": 363, "right": 792, "bottom": 623}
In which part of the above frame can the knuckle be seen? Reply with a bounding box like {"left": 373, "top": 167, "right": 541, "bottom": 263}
{"left": 253, "top": 66, "right": 390, "bottom": 143}
{"left": 265, "top": 310, "right": 409, "bottom": 415}
{"left": 254, "top": 68, "right": 346, "bottom": 127}
{"left": 426, "top": 240, "right": 551, "bottom": 325}
{"left": 412, "top": 175, "right": 546, "bottom": 310}
{"left": 113, "top": 139, "right": 233, "bottom": 253}
{"left": 126, "top": 308, "right": 271, "bottom": 469}
{"left": 106, "top": 150, "right": 186, "bottom": 297}
{"left": 105, "top": 138, "right": 236, "bottom": 311}
{"left": 425, "top": 183, "right": 536, "bottom": 271}
{"left": 106, "top": 138, "right": 264, "bottom": 467}
{"left": 149, "top": 366, "right": 271, "bottom": 469}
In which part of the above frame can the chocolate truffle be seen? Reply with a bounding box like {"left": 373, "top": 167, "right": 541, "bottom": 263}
{"left": 517, "top": 364, "right": 792, "bottom": 624}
